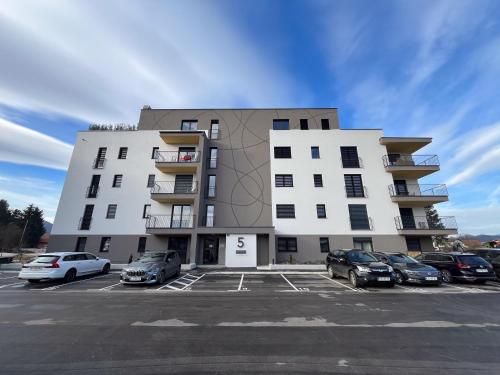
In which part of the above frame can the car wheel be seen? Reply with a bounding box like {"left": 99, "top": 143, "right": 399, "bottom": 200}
{"left": 157, "top": 271, "right": 165, "bottom": 285}
{"left": 327, "top": 265, "right": 336, "bottom": 278}
{"left": 27, "top": 279, "right": 40, "bottom": 283}
{"left": 102, "top": 263, "right": 110, "bottom": 274}
{"left": 64, "top": 269, "right": 77, "bottom": 283}
{"left": 441, "top": 270, "right": 453, "bottom": 283}
{"left": 349, "top": 271, "right": 360, "bottom": 288}
{"left": 394, "top": 271, "right": 404, "bottom": 285}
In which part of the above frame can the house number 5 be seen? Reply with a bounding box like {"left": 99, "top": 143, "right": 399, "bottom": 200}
{"left": 237, "top": 237, "right": 245, "bottom": 248}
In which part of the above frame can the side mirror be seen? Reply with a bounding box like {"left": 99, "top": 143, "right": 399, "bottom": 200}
{"left": 96, "top": 257, "right": 100, "bottom": 260}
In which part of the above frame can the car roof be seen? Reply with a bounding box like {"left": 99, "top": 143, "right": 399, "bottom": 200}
{"left": 374, "top": 252, "right": 407, "bottom": 256}
{"left": 423, "top": 252, "right": 476, "bottom": 256}
{"left": 40, "top": 252, "right": 84, "bottom": 256}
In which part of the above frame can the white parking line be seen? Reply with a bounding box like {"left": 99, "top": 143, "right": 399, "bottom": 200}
{"left": 319, "top": 274, "right": 364, "bottom": 292}
{"left": 280, "top": 274, "right": 300, "bottom": 291}
{"left": 157, "top": 273, "right": 205, "bottom": 291}
{"left": 395, "top": 285, "right": 429, "bottom": 293}
{"left": 0, "top": 281, "right": 26, "bottom": 289}
{"left": 442, "top": 284, "right": 488, "bottom": 293}
{"left": 40, "top": 274, "right": 111, "bottom": 291}
{"left": 238, "top": 274, "right": 245, "bottom": 291}
{"left": 0, "top": 276, "right": 18, "bottom": 280}
{"left": 99, "top": 282, "right": 122, "bottom": 291}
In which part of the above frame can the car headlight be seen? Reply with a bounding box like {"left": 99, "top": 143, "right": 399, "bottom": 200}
{"left": 387, "top": 266, "right": 393, "bottom": 272}
{"left": 357, "top": 265, "right": 371, "bottom": 273}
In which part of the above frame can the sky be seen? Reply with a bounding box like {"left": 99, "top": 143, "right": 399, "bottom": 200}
{"left": 0, "top": 0, "right": 500, "bottom": 234}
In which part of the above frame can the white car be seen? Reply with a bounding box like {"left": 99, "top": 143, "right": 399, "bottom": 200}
{"left": 18, "top": 252, "right": 111, "bottom": 283}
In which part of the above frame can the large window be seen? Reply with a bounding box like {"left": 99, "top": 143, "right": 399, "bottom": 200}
{"left": 210, "top": 120, "right": 219, "bottom": 139}
{"left": 316, "top": 204, "right": 326, "bottom": 218}
{"left": 75, "top": 237, "right": 87, "bottom": 252}
{"left": 406, "top": 237, "right": 421, "bottom": 251}
{"left": 340, "top": 146, "right": 360, "bottom": 168}
{"left": 321, "top": 119, "right": 330, "bottom": 130}
{"left": 273, "top": 119, "right": 289, "bottom": 130}
{"left": 147, "top": 174, "right": 155, "bottom": 188}
{"left": 207, "top": 175, "right": 216, "bottom": 197}
{"left": 118, "top": 147, "right": 128, "bottom": 159}
{"left": 181, "top": 120, "right": 198, "bottom": 131}
{"left": 87, "top": 175, "right": 100, "bottom": 198}
{"left": 137, "top": 237, "right": 147, "bottom": 253}
{"left": 275, "top": 174, "right": 293, "bottom": 187}
{"left": 344, "top": 174, "right": 365, "bottom": 197}
{"left": 300, "top": 119, "right": 309, "bottom": 130}
{"left": 277, "top": 237, "right": 297, "bottom": 252}
{"left": 209, "top": 147, "right": 218, "bottom": 168}
{"left": 112, "top": 174, "right": 123, "bottom": 188}
{"left": 320, "top": 237, "right": 330, "bottom": 253}
{"left": 205, "top": 204, "right": 215, "bottom": 227}
{"left": 313, "top": 174, "right": 323, "bottom": 187}
{"left": 276, "top": 204, "right": 295, "bottom": 218}
{"left": 99, "top": 237, "right": 111, "bottom": 252}
{"left": 106, "top": 204, "right": 117, "bottom": 219}
{"left": 349, "top": 204, "right": 370, "bottom": 230}
{"left": 94, "top": 147, "right": 107, "bottom": 169}
{"left": 80, "top": 205, "right": 94, "bottom": 230}
{"left": 353, "top": 237, "right": 373, "bottom": 251}
{"left": 274, "top": 147, "right": 291, "bottom": 159}
{"left": 311, "top": 146, "right": 320, "bottom": 159}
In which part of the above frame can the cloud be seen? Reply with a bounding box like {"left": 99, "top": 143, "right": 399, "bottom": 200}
{"left": 0, "top": 118, "right": 73, "bottom": 170}
{"left": 439, "top": 204, "right": 500, "bottom": 235}
{"left": 0, "top": 0, "right": 302, "bottom": 123}
{"left": 447, "top": 146, "right": 500, "bottom": 186}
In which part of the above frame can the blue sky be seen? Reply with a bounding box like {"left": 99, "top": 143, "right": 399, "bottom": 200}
{"left": 1, "top": 0, "right": 500, "bottom": 234}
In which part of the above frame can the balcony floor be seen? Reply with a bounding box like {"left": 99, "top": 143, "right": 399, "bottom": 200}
{"left": 391, "top": 195, "right": 448, "bottom": 206}
{"left": 385, "top": 165, "right": 440, "bottom": 178}
{"left": 397, "top": 228, "right": 458, "bottom": 236}
{"left": 155, "top": 162, "right": 198, "bottom": 173}
{"left": 150, "top": 193, "right": 196, "bottom": 204}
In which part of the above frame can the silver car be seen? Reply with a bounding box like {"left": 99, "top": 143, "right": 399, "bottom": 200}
{"left": 120, "top": 251, "right": 181, "bottom": 285}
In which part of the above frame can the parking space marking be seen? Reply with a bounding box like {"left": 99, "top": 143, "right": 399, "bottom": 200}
{"left": 0, "top": 282, "right": 26, "bottom": 289}
{"left": 280, "top": 274, "right": 309, "bottom": 292}
{"left": 442, "top": 284, "right": 488, "bottom": 293}
{"left": 0, "top": 276, "right": 18, "bottom": 280}
{"left": 238, "top": 274, "right": 245, "bottom": 291}
{"left": 319, "top": 274, "right": 366, "bottom": 292}
{"left": 99, "top": 282, "right": 122, "bottom": 291}
{"left": 157, "top": 273, "right": 205, "bottom": 291}
{"left": 395, "top": 285, "right": 429, "bottom": 294}
{"left": 39, "top": 274, "right": 111, "bottom": 291}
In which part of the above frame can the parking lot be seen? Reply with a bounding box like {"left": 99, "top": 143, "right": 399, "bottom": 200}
{"left": 2, "top": 269, "right": 500, "bottom": 295}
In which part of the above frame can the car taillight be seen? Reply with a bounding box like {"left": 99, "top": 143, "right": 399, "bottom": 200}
{"left": 45, "top": 262, "right": 60, "bottom": 268}
{"left": 457, "top": 263, "right": 470, "bottom": 269}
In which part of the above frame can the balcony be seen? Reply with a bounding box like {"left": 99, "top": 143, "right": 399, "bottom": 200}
{"left": 155, "top": 151, "right": 201, "bottom": 173}
{"left": 145, "top": 215, "right": 195, "bottom": 234}
{"left": 160, "top": 131, "right": 203, "bottom": 145}
{"left": 382, "top": 154, "right": 439, "bottom": 178}
{"left": 389, "top": 184, "right": 448, "bottom": 206}
{"left": 395, "top": 216, "right": 458, "bottom": 235}
{"left": 150, "top": 181, "right": 198, "bottom": 203}
{"left": 380, "top": 137, "right": 432, "bottom": 153}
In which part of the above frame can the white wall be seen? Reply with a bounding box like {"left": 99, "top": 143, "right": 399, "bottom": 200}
{"left": 269, "top": 129, "right": 402, "bottom": 236}
{"left": 52, "top": 130, "right": 199, "bottom": 235}
{"left": 225, "top": 234, "right": 257, "bottom": 267}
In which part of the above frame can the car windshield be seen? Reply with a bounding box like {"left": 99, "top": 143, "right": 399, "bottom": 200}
{"left": 31, "top": 255, "right": 60, "bottom": 264}
{"left": 388, "top": 255, "right": 418, "bottom": 264}
{"left": 457, "top": 255, "right": 490, "bottom": 266}
{"left": 138, "top": 254, "right": 165, "bottom": 263}
{"left": 347, "top": 251, "right": 377, "bottom": 263}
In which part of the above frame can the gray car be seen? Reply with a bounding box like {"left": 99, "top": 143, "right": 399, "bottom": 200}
{"left": 120, "top": 251, "right": 181, "bottom": 285}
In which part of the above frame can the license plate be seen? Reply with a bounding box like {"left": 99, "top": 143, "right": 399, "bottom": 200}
{"left": 377, "top": 277, "right": 390, "bottom": 281}
{"left": 476, "top": 269, "right": 488, "bottom": 273}
{"left": 30, "top": 267, "right": 43, "bottom": 271}
{"left": 129, "top": 276, "right": 142, "bottom": 281}
{"left": 425, "top": 277, "right": 438, "bottom": 281}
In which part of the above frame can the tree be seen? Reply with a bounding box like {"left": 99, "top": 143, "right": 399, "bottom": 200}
{"left": 425, "top": 206, "right": 446, "bottom": 248}
{"left": 0, "top": 223, "right": 22, "bottom": 251}
{"left": 0, "top": 199, "right": 11, "bottom": 226}
{"left": 21, "top": 204, "right": 46, "bottom": 248}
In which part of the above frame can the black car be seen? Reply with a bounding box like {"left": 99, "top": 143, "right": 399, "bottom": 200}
{"left": 372, "top": 252, "right": 442, "bottom": 286}
{"left": 467, "top": 249, "right": 500, "bottom": 278}
{"left": 415, "top": 252, "right": 496, "bottom": 283}
{"left": 326, "top": 249, "right": 395, "bottom": 288}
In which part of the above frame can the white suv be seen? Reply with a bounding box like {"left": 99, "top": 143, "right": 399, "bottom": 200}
{"left": 18, "top": 252, "right": 111, "bottom": 283}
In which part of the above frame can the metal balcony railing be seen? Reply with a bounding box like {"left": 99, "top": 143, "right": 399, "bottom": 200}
{"left": 93, "top": 158, "right": 106, "bottom": 169}
{"left": 382, "top": 154, "right": 439, "bottom": 167}
{"left": 395, "top": 216, "right": 457, "bottom": 230}
{"left": 156, "top": 151, "right": 200, "bottom": 163}
{"left": 146, "top": 215, "right": 195, "bottom": 229}
{"left": 151, "top": 181, "right": 198, "bottom": 195}
{"left": 86, "top": 186, "right": 99, "bottom": 198}
{"left": 389, "top": 184, "right": 448, "bottom": 197}
{"left": 78, "top": 217, "right": 92, "bottom": 230}
{"left": 344, "top": 185, "right": 368, "bottom": 198}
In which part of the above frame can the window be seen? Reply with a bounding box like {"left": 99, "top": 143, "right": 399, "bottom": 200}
{"left": 80, "top": 205, "right": 94, "bottom": 230}
{"left": 118, "top": 147, "right": 128, "bottom": 159}
{"left": 349, "top": 204, "right": 370, "bottom": 230}
{"left": 406, "top": 237, "right": 421, "bottom": 251}
{"left": 181, "top": 120, "right": 198, "bottom": 131}
{"left": 344, "top": 174, "right": 365, "bottom": 197}
{"left": 209, "top": 147, "right": 218, "bottom": 168}
{"left": 277, "top": 237, "right": 297, "bottom": 252}
{"left": 75, "top": 237, "right": 87, "bottom": 252}
{"left": 174, "top": 174, "right": 194, "bottom": 193}
{"left": 273, "top": 119, "right": 289, "bottom": 130}
{"left": 313, "top": 174, "right": 323, "bottom": 187}
{"left": 321, "top": 119, "right": 330, "bottom": 130}
{"left": 276, "top": 204, "right": 295, "bottom": 218}
{"left": 300, "top": 119, "right": 308, "bottom": 130}
{"left": 147, "top": 174, "right": 155, "bottom": 188}
{"left": 142, "top": 204, "right": 151, "bottom": 219}
{"left": 316, "top": 204, "right": 326, "bottom": 218}
{"left": 106, "top": 204, "right": 117, "bottom": 219}
{"left": 137, "top": 237, "right": 147, "bottom": 253}
{"left": 311, "top": 146, "right": 320, "bottom": 159}
{"left": 207, "top": 175, "right": 216, "bottom": 197}
{"left": 87, "top": 175, "right": 100, "bottom": 198}
{"left": 275, "top": 174, "right": 293, "bottom": 187}
{"left": 210, "top": 120, "right": 219, "bottom": 139}
{"left": 112, "top": 174, "right": 123, "bottom": 188}
{"left": 340, "top": 146, "right": 360, "bottom": 168}
{"left": 151, "top": 147, "right": 159, "bottom": 159}
{"left": 353, "top": 237, "right": 373, "bottom": 251}
{"left": 205, "top": 204, "right": 215, "bottom": 227}
{"left": 99, "top": 237, "right": 111, "bottom": 252}
{"left": 85, "top": 253, "right": 97, "bottom": 260}
{"left": 274, "top": 147, "right": 291, "bottom": 158}
{"left": 320, "top": 237, "right": 330, "bottom": 253}
{"left": 94, "top": 147, "right": 107, "bottom": 169}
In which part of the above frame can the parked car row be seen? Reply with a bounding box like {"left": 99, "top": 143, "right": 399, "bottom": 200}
{"left": 326, "top": 249, "right": 498, "bottom": 288}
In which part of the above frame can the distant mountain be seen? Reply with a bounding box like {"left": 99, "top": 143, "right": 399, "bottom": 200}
{"left": 459, "top": 234, "right": 500, "bottom": 242}
{"left": 43, "top": 221, "right": 53, "bottom": 234}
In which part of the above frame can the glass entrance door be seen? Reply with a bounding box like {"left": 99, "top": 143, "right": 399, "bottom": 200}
{"left": 202, "top": 237, "right": 219, "bottom": 265}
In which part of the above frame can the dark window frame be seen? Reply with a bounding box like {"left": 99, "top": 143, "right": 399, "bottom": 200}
{"left": 316, "top": 204, "right": 327, "bottom": 219}
{"left": 106, "top": 204, "right": 117, "bottom": 219}
{"left": 147, "top": 174, "right": 155, "bottom": 188}
{"left": 311, "top": 146, "right": 320, "bottom": 159}
{"left": 207, "top": 175, "right": 216, "bottom": 198}
{"left": 313, "top": 174, "right": 323, "bottom": 187}
{"left": 118, "top": 147, "right": 128, "bottom": 159}
{"left": 75, "top": 237, "right": 87, "bottom": 252}
{"left": 276, "top": 204, "right": 295, "bottom": 218}
{"left": 321, "top": 119, "right": 330, "bottom": 130}
{"left": 210, "top": 120, "right": 219, "bottom": 139}
{"left": 274, "top": 146, "right": 292, "bottom": 159}
{"left": 112, "top": 174, "right": 123, "bottom": 188}
{"left": 273, "top": 119, "right": 290, "bottom": 130}
{"left": 209, "top": 147, "right": 218, "bottom": 168}
{"left": 344, "top": 174, "right": 365, "bottom": 197}
{"left": 320, "top": 237, "right": 330, "bottom": 253}
{"left": 137, "top": 237, "right": 147, "bottom": 253}
{"left": 181, "top": 120, "right": 198, "bottom": 131}
{"left": 353, "top": 237, "right": 373, "bottom": 251}
{"left": 341, "top": 146, "right": 360, "bottom": 168}
{"left": 277, "top": 237, "right": 298, "bottom": 252}
{"left": 275, "top": 174, "right": 293, "bottom": 187}
{"left": 300, "top": 119, "right": 309, "bottom": 130}
{"left": 99, "top": 237, "right": 111, "bottom": 253}
{"left": 349, "top": 204, "right": 370, "bottom": 230}
{"left": 142, "top": 204, "right": 151, "bottom": 219}
{"left": 151, "top": 147, "right": 159, "bottom": 159}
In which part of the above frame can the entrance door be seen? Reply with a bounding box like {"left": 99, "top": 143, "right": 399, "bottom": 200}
{"left": 168, "top": 237, "right": 189, "bottom": 263}
{"left": 399, "top": 207, "right": 416, "bottom": 229}
{"left": 202, "top": 237, "right": 219, "bottom": 265}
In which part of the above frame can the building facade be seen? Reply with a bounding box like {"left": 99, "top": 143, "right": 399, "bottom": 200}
{"left": 49, "top": 108, "right": 458, "bottom": 266}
